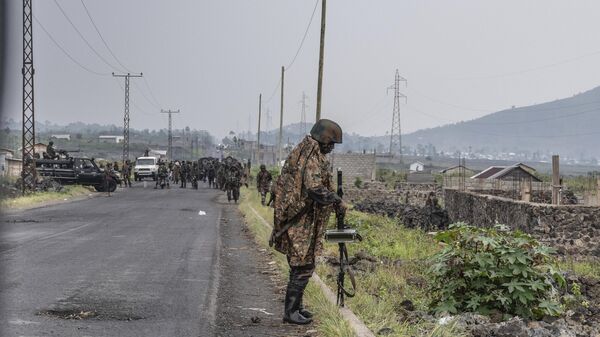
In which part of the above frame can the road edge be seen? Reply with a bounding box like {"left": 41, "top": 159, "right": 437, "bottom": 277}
{"left": 247, "top": 205, "right": 376, "bottom": 337}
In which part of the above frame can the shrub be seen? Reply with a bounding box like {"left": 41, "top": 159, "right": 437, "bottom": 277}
{"left": 354, "top": 177, "right": 363, "bottom": 188}
{"left": 428, "top": 223, "right": 565, "bottom": 319}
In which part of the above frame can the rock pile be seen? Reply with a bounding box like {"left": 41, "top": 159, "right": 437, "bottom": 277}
{"left": 353, "top": 198, "right": 450, "bottom": 231}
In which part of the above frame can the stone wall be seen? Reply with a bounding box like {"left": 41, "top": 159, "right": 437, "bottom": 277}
{"left": 344, "top": 181, "right": 441, "bottom": 208}
{"left": 444, "top": 189, "right": 600, "bottom": 257}
{"left": 330, "top": 153, "right": 376, "bottom": 182}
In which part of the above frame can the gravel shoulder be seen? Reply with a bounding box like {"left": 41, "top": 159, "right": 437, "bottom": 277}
{"left": 215, "top": 196, "right": 316, "bottom": 337}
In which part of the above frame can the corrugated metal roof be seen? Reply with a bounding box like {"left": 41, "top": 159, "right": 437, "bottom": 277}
{"left": 471, "top": 166, "right": 505, "bottom": 179}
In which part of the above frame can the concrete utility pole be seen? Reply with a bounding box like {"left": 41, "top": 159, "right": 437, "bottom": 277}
{"left": 278, "top": 66, "right": 285, "bottom": 165}
{"left": 315, "top": 0, "right": 326, "bottom": 121}
{"left": 21, "top": 0, "right": 36, "bottom": 193}
{"left": 113, "top": 72, "right": 143, "bottom": 164}
{"left": 256, "top": 94, "right": 262, "bottom": 165}
{"left": 161, "top": 109, "right": 180, "bottom": 161}
{"left": 552, "top": 155, "right": 560, "bottom": 205}
{"left": 388, "top": 69, "right": 407, "bottom": 161}
{"left": 301, "top": 92, "right": 307, "bottom": 135}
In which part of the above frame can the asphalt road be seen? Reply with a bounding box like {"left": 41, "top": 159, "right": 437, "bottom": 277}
{"left": 1, "top": 183, "right": 225, "bottom": 337}
{"left": 1, "top": 182, "right": 314, "bottom": 337}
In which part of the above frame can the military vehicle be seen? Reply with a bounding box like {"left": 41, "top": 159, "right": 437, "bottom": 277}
{"left": 35, "top": 157, "right": 121, "bottom": 192}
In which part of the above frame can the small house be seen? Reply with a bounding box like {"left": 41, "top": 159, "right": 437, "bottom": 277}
{"left": 50, "top": 134, "right": 71, "bottom": 141}
{"left": 409, "top": 161, "right": 425, "bottom": 173}
{"left": 99, "top": 135, "right": 124, "bottom": 143}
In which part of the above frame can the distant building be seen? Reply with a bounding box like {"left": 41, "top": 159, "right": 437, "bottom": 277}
{"left": 471, "top": 165, "right": 541, "bottom": 182}
{"left": 148, "top": 149, "right": 167, "bottom": 160}
{"left": 513, "top": 162, "right": 537, "bottom": 174}
{"left": 5, "top": 158, "right": 22, "bottom": 177}
{"left": 440, "top": 165, "right": 476, "bottom": 176}
{"left": 50, "top": 134, "right": 71, "bottom": 141}
{"left": 409, "top": 161, "right": 425, "bottom": 173}
{"left": 99, "top": 135, "right": 124, "bottom": 143}
{"left": 0, "top": 148, "right": 15, "bottom": 176}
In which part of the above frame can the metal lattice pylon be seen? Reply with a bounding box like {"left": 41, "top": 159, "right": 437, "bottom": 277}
{"left": 113, "top": 73, "right": 142, "bottom": 164}
{"left": 161, "top": 109, "right": 180, "bottom": 160}
{"left": 21, "top": 0, "right": 36, "bottom": 193}
{"left": 388, "top": 69, "right": 407, "bottom": 159}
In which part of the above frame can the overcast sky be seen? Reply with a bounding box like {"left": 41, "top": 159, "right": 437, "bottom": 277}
{"left": 3, "top": 0, "right": 600, "bottom": 138}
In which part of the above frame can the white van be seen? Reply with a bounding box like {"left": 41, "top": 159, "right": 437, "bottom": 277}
{"left": 134, "top": 156, "right": 159, "bottom": 181}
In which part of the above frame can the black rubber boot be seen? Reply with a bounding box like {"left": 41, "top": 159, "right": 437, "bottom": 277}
{"left": 283, "top": 286, "right": 312, "bottom": 325}
{"left": 298, "top": 292, "right": 313, "bottom": 319}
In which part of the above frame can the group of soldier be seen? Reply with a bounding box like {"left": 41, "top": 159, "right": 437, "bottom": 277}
{"left": 137, "top": 156, "right": 248, "bottom": 203}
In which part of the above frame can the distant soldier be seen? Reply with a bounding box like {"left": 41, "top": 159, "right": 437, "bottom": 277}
{"left": 173, "top": 161, "right": 181, "bottom": 185}
{"left": 180, "top": 161, "right": 188, "bottom": 188}
{"left": 256, "top": 164, "right": 273, "bottom": 206}
{"left": 122, "top": 160, "right": 132, "bottom": 187}
{"left": 45, "top": 141, "right": 58, "bottom": 160}
{"left": 207, "top": 163, "right": 216, "bottom": 188}
{"left": 272, "top": 119, "right": 347, "bottom": 325}
{"left": 104, "top": 163, "right": 115, "bottom": 197}
{"left": 155, "top": 161, "right": 169, "bottom": 189}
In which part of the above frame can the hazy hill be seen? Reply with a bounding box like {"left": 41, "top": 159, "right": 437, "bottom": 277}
{"left": 403, "top": 86, "right": 600, "bottom": 158}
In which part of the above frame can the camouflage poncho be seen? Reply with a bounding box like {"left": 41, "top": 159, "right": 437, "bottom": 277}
{"left": 273, "top": 136, "right": 339, "bottom": 266}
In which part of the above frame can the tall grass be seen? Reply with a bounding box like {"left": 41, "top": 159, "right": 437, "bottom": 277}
{"left": 238, "top": 189, "right": 356, "bottom": 337}
{"left": 0, "top": 185, "right": 93, "bottom": 210}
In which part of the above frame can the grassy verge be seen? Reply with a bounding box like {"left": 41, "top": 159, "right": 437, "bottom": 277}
{"left": 0, "top": 185, "right": 94, "bottom": 210}
{"left": 319, "top": 212, "right": 465, "bottom": 337}
{"left": 238, "top": 190, "right": 356, "bottom": 337}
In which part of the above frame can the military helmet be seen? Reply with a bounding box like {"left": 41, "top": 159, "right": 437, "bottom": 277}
{"left": 260, "top": 164, "right": 266, "bottom": 169}
{"left": 310, "top": 119, "right": 342, "bottom": 144}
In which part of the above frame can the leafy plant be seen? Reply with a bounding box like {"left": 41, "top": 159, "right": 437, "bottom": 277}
{"left": 354, "top": 177, "right": 363, "bottom": 188}
{"left": 428, "top": 223, "right": 565, "bottom": 319}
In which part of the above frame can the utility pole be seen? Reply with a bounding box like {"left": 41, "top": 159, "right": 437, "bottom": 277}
{"left": 161, "top": 109, "right": 180, "bottom": 161}
{"left": 301, "top": 92, "right": 307, "bottom": 135}
{"left": 315, "top": 0, "right": 326, "bottom": 121}
{"left": 256, "top": 94, "right": 262, "bottom": 165}
{"left": 21, "top": 0, "right": 36, "bottom": 193}
{"left": 113, "top": 72, "right": 143, "bottom": 164}
{"left": 278, "top": 66, "right": 285, "bottom": 165}
{"left": 388, "top": 69, "right": 407, "bottom": 161}
{"left": 552, "top": 155, "right": 560, "bottom": 205}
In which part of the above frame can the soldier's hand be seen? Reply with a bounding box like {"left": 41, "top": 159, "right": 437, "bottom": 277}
{"left": 336, "top": 200, "right": 348, "bottom": 213}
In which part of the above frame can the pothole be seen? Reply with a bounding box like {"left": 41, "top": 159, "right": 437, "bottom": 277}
{"left": 38, "top": 309, "right": 97, "bottom": 320}
{"left": 37, "top": 295, "right": 149, "bottom": 321}
{"left": 37, "top": 307, "right": 144, "bottom": 321}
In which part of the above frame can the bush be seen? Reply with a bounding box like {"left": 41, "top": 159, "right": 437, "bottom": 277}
{"left": 354, "top": 177, "right": 363, "bottom": 188}
{"left": 428, "top": 223, "right": 565, "bottom": 319}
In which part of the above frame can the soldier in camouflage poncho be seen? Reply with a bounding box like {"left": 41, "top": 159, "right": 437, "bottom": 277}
{"left": 256, "top": 164, "right": 272, "bottom": 205}
{"left": 272, "top": 119, "right": 346, "bottom": 325}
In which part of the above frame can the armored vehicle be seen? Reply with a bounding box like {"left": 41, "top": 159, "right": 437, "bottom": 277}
{"left": 35, "top": 157, "right": 121, "bottom": 192}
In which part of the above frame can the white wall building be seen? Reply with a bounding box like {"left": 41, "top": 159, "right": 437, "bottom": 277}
{"left": 99, "top": 135, "right": 124, "bottom": 143}
{"left": 409, "top": 161, "right": 425, "bottom": 173}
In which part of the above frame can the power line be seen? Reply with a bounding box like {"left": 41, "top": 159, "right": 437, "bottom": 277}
{"left": 52, "top": 0, "right": 124, "bottom": 72}
{"left": 143, "top": 77, "right": 162, "bottom": 107}
{"left": 114, "top": 79, "right": 153, "bottom": 116}
{"left": 286, "top": 0, "right": 319, "bottom": 71}
{"left": 79, "top": 0, "right": 131, "bottom": 72}
{"left": 263, "top": 0, "right": 319, "bottom": 106}
{"left": 131, "top": 81, "right": 161, "bottom": 110}
{"left": 33, "top": 15, "right": 110, "bottom": 76}
{"left": 448, "top": 50, "right": 600, "bottom": 81}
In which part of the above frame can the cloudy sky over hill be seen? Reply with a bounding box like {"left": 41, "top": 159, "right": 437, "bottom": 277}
{"left": 3, "top": 0, "right": 600, "bottom": 138}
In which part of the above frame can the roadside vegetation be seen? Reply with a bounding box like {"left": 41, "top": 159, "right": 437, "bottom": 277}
{"left": 241, "top": 167, "right": 598, "bottom": 337}
{"left": 238, "top": 189, "right": 356, "bottom": 337}
{"left": 0, "top": 184, "right": 94, "bottom": 210}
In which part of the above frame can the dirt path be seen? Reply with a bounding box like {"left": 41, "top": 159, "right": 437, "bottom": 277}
{"left": 215, "top": 201, "right": 315, "bottom": 337}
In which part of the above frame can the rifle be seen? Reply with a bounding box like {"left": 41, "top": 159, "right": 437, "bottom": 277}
{"left": 325, "top": 169, "right": 362, "bottom": 307}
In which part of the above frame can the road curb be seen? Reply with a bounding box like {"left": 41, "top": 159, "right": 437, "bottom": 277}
{"left": 248, "top": 205, "right": 375, "bottom": 337}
